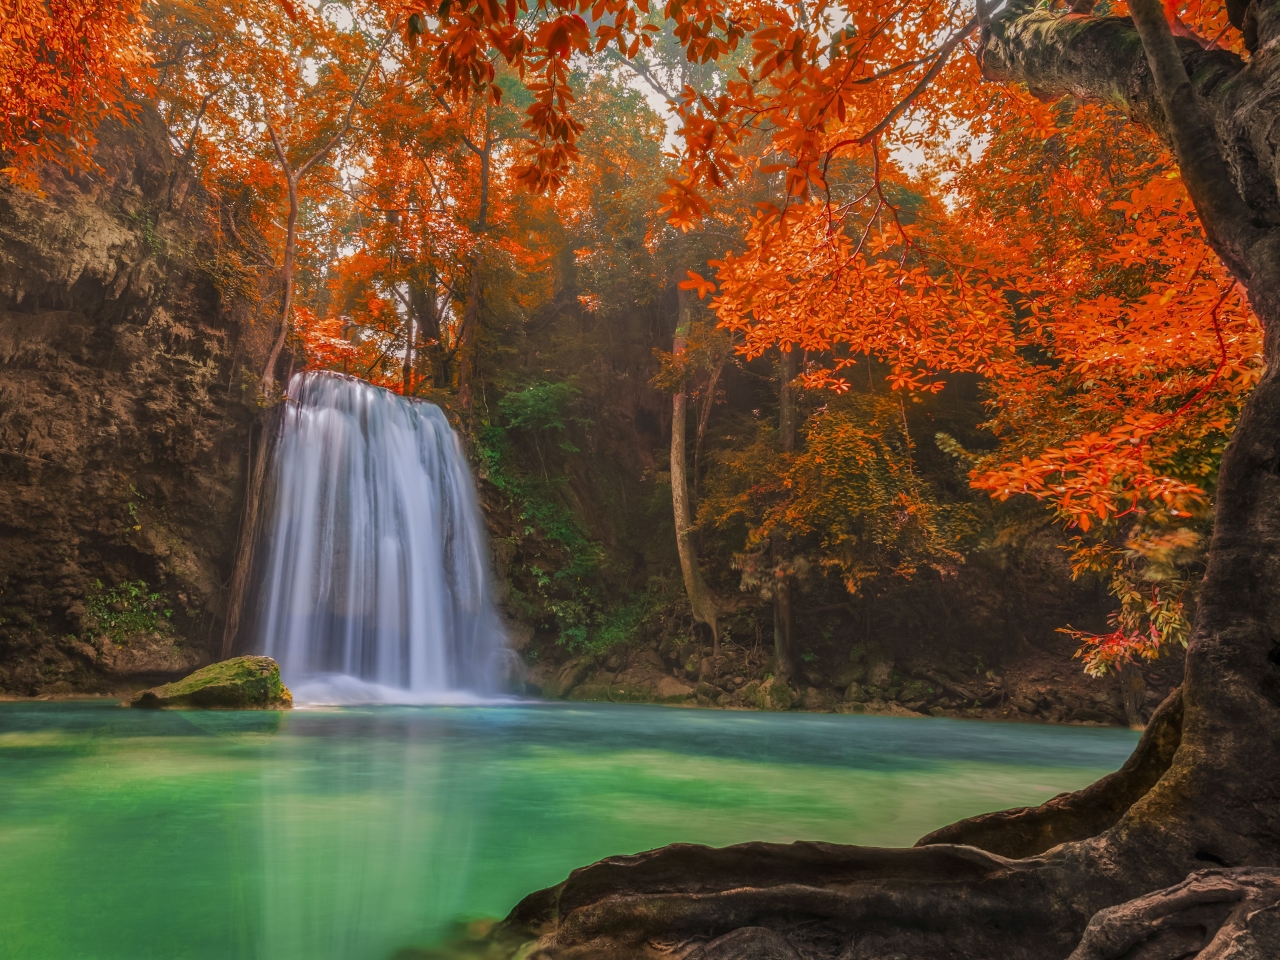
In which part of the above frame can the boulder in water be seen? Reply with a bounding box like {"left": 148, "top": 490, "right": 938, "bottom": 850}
{"left": 127, "top": 656, "right": 293, "bottom": 709}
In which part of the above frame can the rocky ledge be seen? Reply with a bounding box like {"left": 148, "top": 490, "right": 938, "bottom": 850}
{"left": 520, "top": 634, "right": 1184, "bottom": 727}
{"left": 126, "top": 656, "right": 292, "bottom": 709}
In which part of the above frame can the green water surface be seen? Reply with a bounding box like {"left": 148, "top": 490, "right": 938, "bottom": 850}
{"left": 0, "top": 701, "right": 1138, "bottom": 960}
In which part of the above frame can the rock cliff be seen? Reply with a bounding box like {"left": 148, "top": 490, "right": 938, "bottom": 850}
{"left": 0, "top": 111, "right": 271, "bottom": 695}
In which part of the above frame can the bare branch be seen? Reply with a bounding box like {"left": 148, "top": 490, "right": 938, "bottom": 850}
{"left": 608, "top": 50, "right": 678, "bottom": 105}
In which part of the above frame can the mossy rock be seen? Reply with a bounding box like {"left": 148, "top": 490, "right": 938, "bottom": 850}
{"left": 754, "top": 676, "right": 795, "bottom": 711}
{"left": 900, "top": 678, "right": 934, "bottom": 702}
{"left": 127, "top": 656, "right": 293, "bottom": 710}
{"left": 865, "top": 646, "right": 895, "bottom": 688}
{"left": 543, "top": 658, "right": 591, "bottom": 699}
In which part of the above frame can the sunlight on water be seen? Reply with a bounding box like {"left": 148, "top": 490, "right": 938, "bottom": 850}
{"left": 0, "top": 701, "right": 1138, "bottom": 960}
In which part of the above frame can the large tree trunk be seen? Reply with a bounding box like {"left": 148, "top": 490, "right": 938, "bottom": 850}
{"left": 410, "top": 266, "right": 443, "bottom": 388}
{"left": 672, "top": 289, "right": 721, "bottom": 655}
{"left": 474, "top": 5, "right": 1280, "bottom": 958}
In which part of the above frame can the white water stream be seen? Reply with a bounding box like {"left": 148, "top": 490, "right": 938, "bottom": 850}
{"left": 253, "top": 371, "right": 508, "bottom": 704}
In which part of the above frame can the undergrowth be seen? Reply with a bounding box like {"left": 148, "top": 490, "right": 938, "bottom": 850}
{"left": 84, "top": 579, "right": 173, "bottom": 644}
{"left": 479, "top": 379, "right": 651, "bottom": 652}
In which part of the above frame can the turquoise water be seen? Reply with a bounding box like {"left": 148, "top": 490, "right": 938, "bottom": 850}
{"left": 0, "top": 701, "right": 1138, "bottom": 960}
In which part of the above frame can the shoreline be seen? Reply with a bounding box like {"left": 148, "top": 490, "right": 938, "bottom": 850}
{"left": 0, "top": 690, "right": 1139, "bottom": 727}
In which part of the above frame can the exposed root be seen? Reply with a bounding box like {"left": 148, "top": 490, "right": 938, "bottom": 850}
{"left": 489, "top": 852, "right": 1278, "bottom": 960}
{"left": 1067, "top": 868, "right": 1280, "bottom": 960}
{"left": 916, "top": 687, "right": 1184, "bottom": 858}
{"left": 497, "top": 841, "right": 1091, "bottom": 959}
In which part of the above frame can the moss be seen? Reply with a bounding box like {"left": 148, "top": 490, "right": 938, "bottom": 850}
{"left": 127, "top": 656, "right": 292, "bottom": 709}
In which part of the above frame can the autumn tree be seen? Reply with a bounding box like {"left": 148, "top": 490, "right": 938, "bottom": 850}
{"left": 15, "top": 0, "right": 1280, "bottom": 950}
{"left": 147, "top": 0, "right": 405, "bottom": 396}
{"left": 394, "top": 0, "right": 1280, "bottom": 955}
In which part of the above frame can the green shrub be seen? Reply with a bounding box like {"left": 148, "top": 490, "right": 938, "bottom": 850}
{"left": 84, "top": 580, "right": 172, "bottom": 644}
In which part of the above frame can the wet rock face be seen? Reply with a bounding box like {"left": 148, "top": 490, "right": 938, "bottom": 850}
{"left": 0, "top": 111, "right": 269, "bottom": 695}
{"left": 128, "top": 656, "right": 292, "bottom": 709}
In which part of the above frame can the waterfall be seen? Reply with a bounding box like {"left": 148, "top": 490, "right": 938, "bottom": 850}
{"left": 249, "top": 371, "right": 508, "bottom": 704}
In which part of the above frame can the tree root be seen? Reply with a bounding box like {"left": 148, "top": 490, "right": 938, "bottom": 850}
{"left": 916, "top": 687, "right": 1184, "bottom": 858}
{"left": 485, "top": 851, "right": 1278, "bottom": 960}
{"left": 1068, "top": 868, "right": 1280, "bottom": 960}
{"left": 493, "top": 839, "right": 1134, "bottom": 959}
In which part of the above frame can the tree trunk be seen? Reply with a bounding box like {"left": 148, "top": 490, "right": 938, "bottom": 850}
{"left": 457, "top": 107, "right": 492, "bottom": 421}
{"left": 465, "top": 5, "right": 1280, "bottom": 958}
{"left": 458, "top": 266, "right": 481, "bottom": 412}
{"left": 1120, "top": 666, "right": 1146, "bottom": 729}
{"left": 672, "top": 288, "right": 721, "bottom": 655}
{"left": 401, "top": 304, "right": 414, "bottom": 396}
{"left": 256, "top": 27, "right": 396, "bottom": 400}
{"left": 772, "top": 347, "right": 799, "bottom": 681}
{"left": 259, "top": 176, "right": 297, "bottom": 399}
{"left": 692, "top": 348, "right": 729, "bottom": 506}
{"left": 220, "top": 411, "right": 282, "bottom": 658}
{"left": 411, "top": 267, "right": 442, "bottom": 388}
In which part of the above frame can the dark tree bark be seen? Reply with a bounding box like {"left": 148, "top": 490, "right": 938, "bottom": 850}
{"left": 474, "top": 3, "right": 1280, "bottom": 958}
{"left": 401, "top": 306, "right": 415, "bottom": 396}
{"left": 409, "top": 265, "right": 444, "bottom": 388}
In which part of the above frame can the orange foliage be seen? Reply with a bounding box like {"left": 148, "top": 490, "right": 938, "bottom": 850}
{"left": 1, "top": 0, "right": 152, "bottom": 188}
{"left": 9, "top": 0, "right": 1261, "bottom": 672}
{"left": 701, "top": 82, "right": 1259, "bottom": 672}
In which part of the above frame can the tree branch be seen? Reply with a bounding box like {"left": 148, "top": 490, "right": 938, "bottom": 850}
{"left": 980, "top": 7, "right": 1243, "bottom": 137}
{"left": 296, "top": 17, "right": 399, "bottom": 180}
{"left": 853, "top": 15, "right": 979, "bottom": 146}
{"left": 607, "top": 50, "right": 678, "bottom": 105}
{"left": 979, "top": 4, "right": 1280, "bottom": 332}
{"left": 265, "top": 119, "right": 293, "bottom": 182}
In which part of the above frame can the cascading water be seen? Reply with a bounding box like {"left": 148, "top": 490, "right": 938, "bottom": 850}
{"left": 250, "top": 371, "right": 508, "bottom": 704}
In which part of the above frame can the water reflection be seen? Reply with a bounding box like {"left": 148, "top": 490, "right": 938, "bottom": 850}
{"left": 255, "top": 713, "right": 491, "bottom": 959}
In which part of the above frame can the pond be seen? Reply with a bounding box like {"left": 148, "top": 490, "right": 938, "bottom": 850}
{"left": 0, "top": 701, "right": 1138, "bottom": 960}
